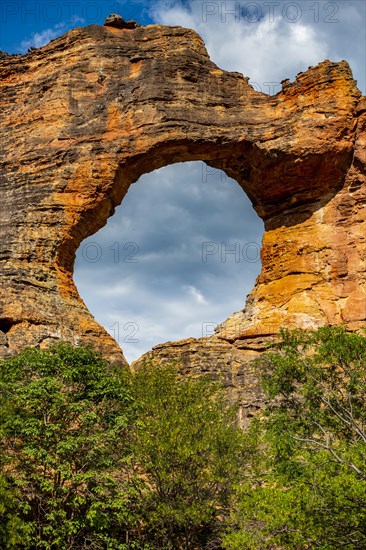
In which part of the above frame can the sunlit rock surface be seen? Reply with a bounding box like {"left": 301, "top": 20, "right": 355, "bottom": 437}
{"left": 0, "top": 22, "right": 365, "bottom": 384}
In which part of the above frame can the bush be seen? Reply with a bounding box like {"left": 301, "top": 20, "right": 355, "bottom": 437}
{"left": 0, "top": 344, "right": 246, "bottom": 549}
{"left": 4, "top": 328, "right": 363, "bottom": 549}
{"left": 224, "top": 326, "right": 366, "bottom": 550}
{"left": 0, "top": 343, "right": 137, "bottom": 548}
{"left": 130, "top": 362, "right": 247, "bottom": 549}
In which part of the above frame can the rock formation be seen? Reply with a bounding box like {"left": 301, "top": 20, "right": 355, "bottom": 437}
{"left": 0, "top": 21, "right": 365, "bottom": 387}
{"left": 104, "top": 13, "right": 141, "bottom": 30}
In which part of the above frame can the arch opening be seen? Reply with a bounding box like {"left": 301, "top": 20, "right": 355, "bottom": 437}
{"left": 74, "top": 161, "right": 264, "bottom": 363}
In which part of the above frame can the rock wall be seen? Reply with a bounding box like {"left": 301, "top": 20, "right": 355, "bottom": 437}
{"left": 132, "top": 337, "right": 266, "bottom": 427}
{"left": 1, "top": 22, "right": 365, "bottom": 382}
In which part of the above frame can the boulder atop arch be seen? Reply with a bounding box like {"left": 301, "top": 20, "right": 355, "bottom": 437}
{"left": 104, "top": 13, "right": 141, "bottom": 30}
{"left": 0, "top": 22, "right": 365, "bottom": 367}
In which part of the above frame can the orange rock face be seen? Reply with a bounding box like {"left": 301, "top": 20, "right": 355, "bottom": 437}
{"left": 0, "top": 23, "right": 365, "bottom": 368}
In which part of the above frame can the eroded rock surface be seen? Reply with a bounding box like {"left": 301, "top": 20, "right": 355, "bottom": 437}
{"left": 104, "top": 14, "right": 141, "bottom": 30}
{"left": 0, "top": 22, "right": 365, "bottom": 376}
{"left": 131, "top": 337, "right": 266, "bottom": 427}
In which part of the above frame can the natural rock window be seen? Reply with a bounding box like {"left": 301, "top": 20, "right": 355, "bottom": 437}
{"left": 74, "top": 161, "right": 264, "bottom": 362}
{"left": 0, "top": 23, "right": 365, "bottom": 367}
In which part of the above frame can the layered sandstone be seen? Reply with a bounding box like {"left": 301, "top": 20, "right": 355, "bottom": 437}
{"left": 132, "top": 337, "right": 266, "bottom": 427}
{"left": 0, "top": 22, "right": 365, "bottom": 374}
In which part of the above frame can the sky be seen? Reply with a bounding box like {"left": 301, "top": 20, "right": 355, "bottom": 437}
{"left": 1, "top": 1, "right": 365, "bottom": 362}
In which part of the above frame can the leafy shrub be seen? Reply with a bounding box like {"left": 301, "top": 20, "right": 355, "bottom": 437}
{"left": 0, "top": 344, "right": 246, "bottom": 549}
{"left": 224, "top": 327, "right": 366, "bottom": 550}
{"left": 130, "top": 362, "right": 247, "bottom": 549}
{"left": 0, "top": 344, "right": 137, "bottom": 548}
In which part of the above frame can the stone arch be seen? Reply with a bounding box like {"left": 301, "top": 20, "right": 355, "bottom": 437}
{"left": 0, "top": 23, "right": 365, "bottom": 365}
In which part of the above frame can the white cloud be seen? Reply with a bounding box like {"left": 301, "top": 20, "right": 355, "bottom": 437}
{"left": 75, "top": 162, "right": 263, "bottom": 363}
{"left": 150, "top": 0, "right": 330, "bottom": 88}
{"left": 20, "top": 23, "right": 66, "bottom": 52}
{"left": 70, "top": 15, "right": 86, "bottom": 25}
{"left": 184, "top": 285, "right": 208, "bottom": 305}
{"left": 77, "top": 272, "right": 225, "bottom": 361}
{"left": 151, "top": 0, "right": 365, "bottom": 93}
{"left": 94, "top": 284, "right": 227, "bottom": 362}
{"left": 19, "top": 16, "right": 85, "bottom": 53}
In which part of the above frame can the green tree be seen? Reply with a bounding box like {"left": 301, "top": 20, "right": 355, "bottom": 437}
{"left": 130, "top": 361, "right": 247, "bottom": 549}
{"left": 0, "top": 343, "right": 139, "bottom": 549}
{"left": 224, "top": 326, "right": 366, "bottom": 550}
{"left": 1, "top": 344, "right": 248, "bottom": 549}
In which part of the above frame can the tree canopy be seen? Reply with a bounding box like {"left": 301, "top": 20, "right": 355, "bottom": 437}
{"left": 1, "top": 327, "right": 365, "bottom": 548}
{"left": 0, "top": 344, "right": 244, "bottom": 549}
{"left": 224, "top": 326, "right": 366, "bottom": 550}
{"left": 0, "top": 344, "right": 136, "bottom": 548}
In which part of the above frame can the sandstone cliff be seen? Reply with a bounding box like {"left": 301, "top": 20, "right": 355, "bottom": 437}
{"left": 0, "top": 21, "right": 365, "bottom": 391}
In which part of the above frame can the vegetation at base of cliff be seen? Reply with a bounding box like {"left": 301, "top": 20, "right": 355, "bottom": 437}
{"left": 0, "top": 343, "right": 247, "bottom": 549}
{"left": 0, "top": 327, "right": 365, "bottom": 549}
{"left": 0, "top": 344, "right": 136, "bottom": 548}
{"left": 223, "top": 326, "right": 366, "bottom": 550}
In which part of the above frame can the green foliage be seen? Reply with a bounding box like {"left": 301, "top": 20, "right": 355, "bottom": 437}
{"left": 224, "top": 326, "right": 366, "bottom": 550}
{"left": 130, "top": 362, "right": 247, "bottom": 549}
{"left": 3, "top": 328, "right": 365, "bottom": 549}
{"left": 0, "top": 344, "right": 246, "bottom": 548}
{"left": 0, "top": 343, "right": 138, "bottom": 548}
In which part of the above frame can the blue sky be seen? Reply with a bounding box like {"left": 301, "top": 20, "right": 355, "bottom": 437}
{"left": 1, "top": 1, "right": 365, "bottom": 362}
{"left": 0, "top": 1, "right": 153, "bottom": 52}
